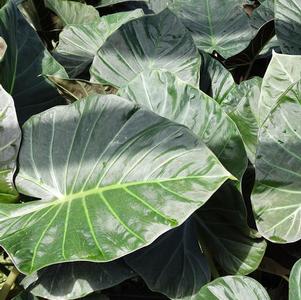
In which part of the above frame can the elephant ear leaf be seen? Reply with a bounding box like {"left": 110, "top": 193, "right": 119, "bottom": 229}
{"left": 252, "top": 79, "right": 301, "bottom": 243}
{"left": 193, "top": 276, "right": 270, "bottom": 300}
{"left": 0, "top": 86, "right": 21, "bottom": 203}
{"left": 118, "top": 69, "right": 247, "bottom": 180}
{"left": 90, "top": 9, "right": 201, "bottom": 88}
{"left": 0, "top": 94, "right": 230, "bottom": 274}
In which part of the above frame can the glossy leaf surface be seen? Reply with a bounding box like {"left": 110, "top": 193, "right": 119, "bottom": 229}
{"left": 252, "top": 80, "right": 301, "bottom": 243}
{"left": 119, "top": 69, "right": 247, "bottom": 179}
{"left": 193, "top": 276, "right": 270, "bottom": 300}
{"left": 90, "top": 9, "right": 201, "bottom": 87}
{"left": 258, "top": 52, "right": 301, "bottom": 125}
{"left": 0, "top": 94, "right": 230, "bottom": 274}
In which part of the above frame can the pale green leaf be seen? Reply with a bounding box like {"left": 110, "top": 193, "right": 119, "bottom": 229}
{"left": 0, "top": 94, "right": 230, "bottom": 274}
{"left": 192, "top": 276, "right": 270, "bottom": 300}
{"left": 290, "top": 259, "right": 301, "bottom": 300}
{"left": 252, "top": 80, "right": 301, "bottom": 243}
{"left": 0, "top": 86, "right": 21, "bottom": 203}
{"left": 118, "top": 69, "right": 247, "bottom": 179}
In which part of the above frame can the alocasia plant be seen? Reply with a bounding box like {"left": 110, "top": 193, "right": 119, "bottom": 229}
{"left": 0, "top": 0, "right": 300, "bottom": 299}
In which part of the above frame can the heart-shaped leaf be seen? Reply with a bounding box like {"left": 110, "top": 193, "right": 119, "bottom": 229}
{"left": 118, "top": 69, "right": 247, "bottom": 179}
{"left": 0, "top": 94, "right": 230, "bottom": 274}
{"left": 252, "top": 79, "right": 301, "bottom": 243}
{"left": 90, "top": 9, "right": 201, "bottom": 87}
{"left": 146, "top": 0, "right": 254, "bottom": 59}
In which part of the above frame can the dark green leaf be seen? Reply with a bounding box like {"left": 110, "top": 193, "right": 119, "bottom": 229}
{"left": 195, "top": 182, "right": 266, "bottom": 275}
{"left": 275, "top": 0, "right": 301, "bottom": 54}
{"left": 22, "top": 260, "right": 134, "bottom": 300}
{"left": 0, "top": 1, "right": 67, "bottom": 124}
{"left": 90, "top": 9, "right": 201, "bottom": 87}
{"left": 125, "top": 219, "right": 210, "bottom": 299}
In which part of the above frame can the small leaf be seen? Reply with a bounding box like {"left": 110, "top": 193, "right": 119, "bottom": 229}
{"left": 0, "top": 86, "right": 21, "bottom": 203}
{"left": 289, "top": 259, "right": 301, "bottom": 300}
{"left": 47, "top": 76, "right": 117, "bottom": 103}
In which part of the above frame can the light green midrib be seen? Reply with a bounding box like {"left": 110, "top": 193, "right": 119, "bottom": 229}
{"left": 19, "top": 174, "right": 226, "bottom": 205}
{"left": 61, "top": 175, "right": 222, "bottom": 202}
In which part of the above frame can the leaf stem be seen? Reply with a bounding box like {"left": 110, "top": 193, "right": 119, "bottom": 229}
{"left": 0, "top": 266, "right": 20, "bottom": 300}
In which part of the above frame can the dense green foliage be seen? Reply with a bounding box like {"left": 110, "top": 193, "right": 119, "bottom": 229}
{"left": 0, "top": 0, "right": 300, "bottom": 299}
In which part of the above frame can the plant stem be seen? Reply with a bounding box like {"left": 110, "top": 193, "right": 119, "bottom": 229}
{"left": 0, "top": 267, "right": 20, "bottom": 300}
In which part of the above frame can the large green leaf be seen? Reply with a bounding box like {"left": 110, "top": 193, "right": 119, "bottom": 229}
{"left": 192, "top": 276, "right": 270, "bottom": 300}
{"left": 220, "top": 77, "right": 262, "bottom": 163}
{"left": 0, "top": 1, "right": 67, "bottom": 124}
{"left": 258, "top": 52, "right": 301, "bottom": 126}
{"left": 199, "top": 51, "right": 235, "bottom": 104}
{"left": 55, "top": 9, "right": 144, "bottom": 77}
{"left": 290, "top": 259, "right": 301, "bottom": 300}
{"left": 194, "top": 183, "right": 266, "bottom": 276}
{"left": 0, "top": 94, "right": 230, "bottom": 274}
{"left": 275, "top": 0, "right": 301, "bottom": 54}
{"left": 125, "top": 219, "right": 210, "bottom": 299}
{"left": 252, "top": 80, "right": 301, "bottom": 243}
{"left": 21, "top": 259, "right": 134, "bottom": 300}
{"left": 45, "top": 0, "right": 99, "bottom": 25}
{"left": 118, "top": 69, "right": 247, "bottom": 179}
{"left": 90, "top": 9, "right": 201, "bottom": 88}
{"left": 0, "top": 86, "right": 21, "bottom": 203}
{"left": 147, "top": 0, "right": 254, "bottom": 58}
